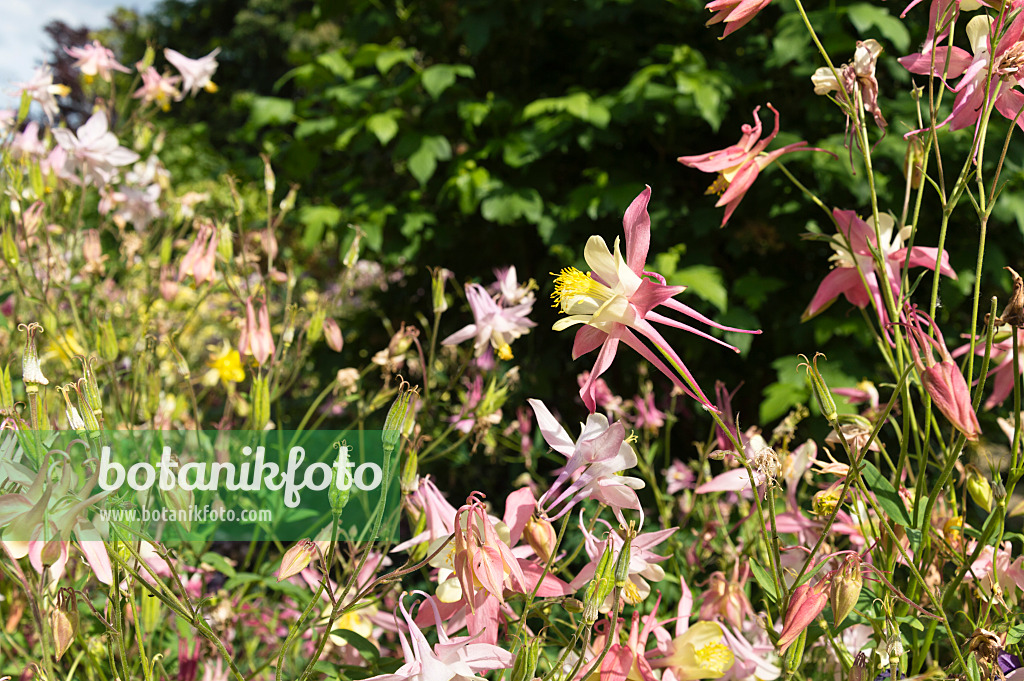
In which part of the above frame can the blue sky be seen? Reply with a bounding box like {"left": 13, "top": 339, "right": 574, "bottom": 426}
{"left": 1, "top": 0, "right": 160, "bottom": 108}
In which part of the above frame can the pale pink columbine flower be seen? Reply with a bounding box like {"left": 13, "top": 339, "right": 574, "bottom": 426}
{"left": 902, "top": 305, "right": 982, "bottom": 441}
{"left": 953, "top": 328, "right": 1024, "bottom": 409}
{"left": 576, "top": 371, "right": 624, "bottom": 416}
{"left": 803, "top": 209, "right": 956, "bottom": 324}
{"left": 365, "top": 593, "right": 514, "bottom": 681}
{"left": 51, "top": 111, "right": 140, "bottom": 187}
{"left": 239, "top": 296, "right": 275, "bottom": 365}
{"left": 678, "top": 105, "right": 817, "bottom": 227}
{"left": 64, "top": 40, "right": 131, "bottom": 82}
{"left": 665, "top": 460, "right": 696, "bottom": 495}
{"left": 704, "top": 0, "right": 771, "bottom": 37}
{"left": 15, "top": 66, "right": 70, "bottom": 122}
{"left": 393, "top": 475, "right": 458, "bottom": 552}
{"left": 552, "top": 186, "right": 760, "bottom": 412}
{"left": 442, "top": 282, "right": 535, "bottom": 360}
{"left": 177, "top": 220, "right": 219, "bottom": 285}
{"left": 812, "top": 39, "right": 887, "bottom": 129}
{"left": 10, "top": 122, "right": 47, "bottom": 160}
{"left": 491, "top": 265, "right": 536, "bottom": 306}
{"left": 634, "top": 392, "right": 666, "bottom": 431}
{"left": 528, "top": 398, "right": 645, "bottom": 525}
{"left": 164, "top": 47, "right": 221, "bottom": 98}
{"left": 963, "top": 540, "right": 1024, "bottom": 600}
{"left": 717, "top": 623, "right": 780, "bottom": 681}
{"left": 134, "top": 66, "right": 182, "bottom": 110}
{"left": 900, "top": 12, "right": 1024, "bottom": 133}
{"left": 698, "top": 565, "right": 754, "bottom": 632}
{"left": 444, "top": 493, "right": 527, "bottom": 606}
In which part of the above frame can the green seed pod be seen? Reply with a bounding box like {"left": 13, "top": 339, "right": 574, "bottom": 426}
{"left": 307, "top": 308, "right": 326, "bottom": 343}
{"left": 800, "top": 353, "right": 837, "bottom": 422}
{"left": 329, "top": 444, "right": 353, "bottom": 516}
{"left": 383, "top": 380, "right": 417, "bottom": 455}
{"left": 98, "top": 319, "right": 118, "bottom": 361}
{"left": 0, "top": 364, "right": 13, "bottom": 412}
{"left": 343, "top": 227, "right": 362, "bottom": 269}
{"left": 966, "top": 465, "right": 994, "bottom": 512}
{"left": 251, "top": 374, "right": 270, "bottom": 431}
{"left": 400, "top": 445, "right": 419, "bottom": 494}
{"left": 2, "top": 228, "right": 19, "bottom": 269}
{"left": 510, "top": 637, "right": 540, "bottom": 681}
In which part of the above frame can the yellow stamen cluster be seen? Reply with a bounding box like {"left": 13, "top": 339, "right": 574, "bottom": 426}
{"left": 551, "top": 267, "right": 597, "bottom": 310}
{"left": 706, "top": 174, "right": 730, "bottom": 196}
{"left": 694, "top": 641, "right": 734, "bottom": 674}
{"left": 622, "top": 580, "right": 643, "bottom": 605}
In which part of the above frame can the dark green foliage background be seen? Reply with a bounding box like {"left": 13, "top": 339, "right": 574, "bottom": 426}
{"left": 96, "top": 0, "right": 1024, "bottom": 447}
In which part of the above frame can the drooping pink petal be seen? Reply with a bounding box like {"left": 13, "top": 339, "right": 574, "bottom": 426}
{"left": 623, "top": 185, "right": 652, "bottom": 277}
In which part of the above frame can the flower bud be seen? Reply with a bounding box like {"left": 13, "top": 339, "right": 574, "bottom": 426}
{"left": 50, "top": 588, "right": 78, "bottom": 661}
{"left": 778, "top": 579, "right": 829, "bottom": 653}
{"left": 966, "top": 466, "right": 994, "bottom": 512}
{"left": 282, "top": 304, "right": 298, "bottom": 349}
{"left": 343, "top": 226, "right": 362, "bottom": 269}
{"left": 523, "top": 515, "right": 557, "bottom": 563}
{"left": 278, "top": 184, "right": 298, "bottom": 215}
{"left": 830, "top": 553, "right": 863, "bottom": 627}
{"left": 261, "top": 153, "right": 276, "bottom": 196}
{"left": 323, "top": 317, "right": 344, "bottom": 352}
{"left": 562, "top": 597, "right": 584, "bottom": 613}
{"left": 430, "top": 267, "right": 451, "bottom": 314}
{"left": 278, "top": 539, "right": 317, "bottom": 581}
{"left": 903, "top": 134, "right": 926, "bottom": 189}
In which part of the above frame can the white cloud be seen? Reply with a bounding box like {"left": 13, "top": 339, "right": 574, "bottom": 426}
{"left": 0, "top": 0, "right": 160, "bottom": 109}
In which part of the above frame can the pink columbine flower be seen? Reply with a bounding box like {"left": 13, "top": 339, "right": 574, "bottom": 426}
{"left": 134, "top": 66, "right": 182, "bottom": 110}
{"left": 365, "top": 593, "right": 514, "bottom": 681}
{"left": 899, "top": 12, "right": 1024, "bottom": 132}
{"left": 177, "top": 220, "right": 219, "bottom": 285}
{"left": 64, "top": 40, "right": 131, "bottom": 82}
{"left": 51, "top": 111, "right": 140, "bottom": 187}
{"left": 442, "top": 282, "right": 535, "bottom": 360}
{"left": 551, "top": 186, "right": 760, "bottom": 412}
{"left": 528, "top": 398, "right": 645, "bottom": 525}
{"left": 812, "top": 39, "right": 887, "bottom": 129}
{"left": 239, "top": 296, "right": 276, "bottom": 365}
{"left": 164, "top": 47, "right": 221, "bottom": 98}
{"left": 903, "top": 306, "right": 981, "bottom": 441}
{"left": 15, "top": 66, "right": 70, "bottom": 123}
{"left": 953, "top": 328, "right": 1024, "bottom": 409}
{"left": 678, "top": 105, "right": 816, "bottom": 227}
{"left": 704, "top": 0, "right": 771, "bottom": 37}
{"left": 634, "top": 392, "right": 666, "bottom": 432}
{"left": 665, "top": 459, "right": 696, "bottom": 495}
{"left": 803, "top": 209, "right": 956, "bottom": 324}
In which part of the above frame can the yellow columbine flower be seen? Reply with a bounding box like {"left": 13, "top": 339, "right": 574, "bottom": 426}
{"left": 662, "top": 621, "right": 735, "bottom": 681}
{"left": 206, "top": 343, "right": 245, "bottom": 384}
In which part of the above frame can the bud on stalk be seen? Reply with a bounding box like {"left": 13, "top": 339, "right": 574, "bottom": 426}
{"left": 50, "top": 588, "right": 78, "bottom": 661}
{"left": 830, "top": 553, "right": 863, "bottom": 627}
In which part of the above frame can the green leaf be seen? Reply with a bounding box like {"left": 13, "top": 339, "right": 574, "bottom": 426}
{"left": 317, "top": 50, "right": 354, "bottom": 80}
{"left": 248, "top": 97, "right": 294, "bottom": 129}
{"left": 848, "top": 3, "right": 911, "bottom": 53}
{"left": 860, "top": 461, "right": 912, "bottom": 527}
{"left": 673, "top": 265, "right": 727, "bottom": 313}
{"left": 480, "top": 188, "right": 543, "bottom": 225}
{"left": 760, "top": 382, "right": 809, "bottom": 424}
{"left": 421, "top": 64, "right": 475, "bottom": 100}
{"left": 365, "top": 112, "right": 401, "bottom": 146}
{"left": 522, "top": 92, "right": 610, "bottom": 128}
{"left": 295, "top": 118, "right": 338, "bottom": 139}
{"left": 199, "top": 552, "right": 237, "bottom": 578}
{"left": 749, "top": 558, "right": 778, "bottom": 602}
{"left": 1006, "top": 622, "right": 1024, "bottom": 645}
{"left": 375, "top": 48, "right": 416, "bottom": 75}
{"left": 967, "top": 653, "right": 982, "bottom": 681}
{"left": 298, "top": 205, "right": 342, "bottom": 249}
{"left": 333, "top": 629, "right": 380, "bottom": 664}
{"left": 407, "top": 135, "right": 453, "bottom": 185}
